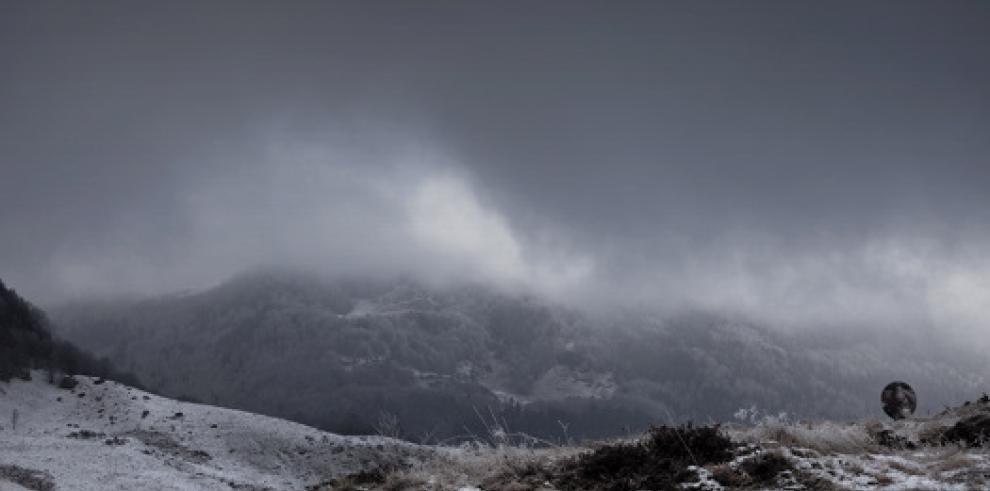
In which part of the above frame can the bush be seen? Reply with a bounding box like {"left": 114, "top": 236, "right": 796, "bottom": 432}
{"left": 555, "top": 424, "right": 734, "bottom": 491}
{"left": 58, "top": 375, "right": 79, "bottom": 390}
{"left": 930, "top": 413, "right": 990, "bottom": 447}
{"left": 739, "top": 451, "right": 793, "bottom": 483}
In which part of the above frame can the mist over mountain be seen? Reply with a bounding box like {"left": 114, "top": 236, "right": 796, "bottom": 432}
{"left": 2, "top": 2, "right": 988, "bottom": 353}
{"left": 51, "top": 270, "right": 987, "bottom": 442}
{"left": 3, "top": 2, "right": 990, "bottom": 488}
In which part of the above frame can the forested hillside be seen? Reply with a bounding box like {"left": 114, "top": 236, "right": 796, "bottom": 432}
{"left": 52, "top": 271, "right": 989, "bottom": 441}
{"left": 0, "top": 277, "right": 139, "bottom": 386}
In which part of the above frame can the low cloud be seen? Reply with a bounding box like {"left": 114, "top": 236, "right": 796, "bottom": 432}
{"left": 43, "top": 131, "right": 592, "bottom": 303}
{"left": 16, "top": 126, "right": 990, "bottom": 352}
{"left": 2, "top": 1, "right": 988, "bottom": 349}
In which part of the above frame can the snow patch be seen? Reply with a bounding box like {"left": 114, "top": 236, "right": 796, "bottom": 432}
{"left": 0, "top": 373, "right": 433, "bottom": 490}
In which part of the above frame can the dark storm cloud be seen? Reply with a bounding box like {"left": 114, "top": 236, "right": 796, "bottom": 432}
{"left": 1, "top": 1, "right": 988, "bottom": 335}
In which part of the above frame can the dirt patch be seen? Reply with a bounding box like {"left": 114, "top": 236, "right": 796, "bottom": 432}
{"left": 306, "top": 465, "right": 399, "bottom": 491}
{"left": 0, "top": 464, "right": 56, "bottom": 491}
{"left": 67, "top": 429, "right": 106, "bottom": 439}
{"left": 125, "top": 430, "right": 212, "bottom": 464}
{"left": 104, "top": 436, "right": 128, "bottom": 446}
{"left": 227, "top": 483, "right": 275, "bottom": 491}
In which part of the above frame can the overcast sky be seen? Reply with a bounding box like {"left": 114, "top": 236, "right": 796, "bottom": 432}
{"left": 2, "top": 1, "right": 988, "bottom": 336}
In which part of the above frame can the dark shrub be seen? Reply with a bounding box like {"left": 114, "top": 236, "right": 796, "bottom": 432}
{"left": 933, "top": 413, "right": 990, "bottom": 447}
{"left": 58, "top": 375, "right": 79, "bottom": 390}
{"left": 740, "top": 451, "right": 793, "bottom": 483}
{"left": 871, "top": 429, "right": 916, "bottom": 449}
{"left": 555, "top": 424, "right": 734, "bottom": 491}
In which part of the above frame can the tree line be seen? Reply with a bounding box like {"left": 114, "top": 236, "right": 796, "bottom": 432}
{"left": 0, "top": 277, "right": 141, "bottom": 387}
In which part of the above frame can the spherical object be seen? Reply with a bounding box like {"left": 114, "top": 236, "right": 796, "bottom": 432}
{"left": 881, "top": 381, "right": 917, "bottom": 420}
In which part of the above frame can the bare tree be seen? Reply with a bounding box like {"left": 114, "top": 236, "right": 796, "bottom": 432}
{"left": 373, "top": 410, "right": 401, "bottom": 439}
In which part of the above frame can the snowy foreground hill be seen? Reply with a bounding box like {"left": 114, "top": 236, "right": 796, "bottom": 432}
{"left": 0, "top": 373, "right": 431, "bottom": 490}
{"left": 3, "top": 373, "right": 990, "bottom": 490}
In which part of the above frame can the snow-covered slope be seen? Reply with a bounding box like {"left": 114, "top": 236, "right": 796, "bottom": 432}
{"left": 0, "top": 373, "right": 431, "bottom": 491}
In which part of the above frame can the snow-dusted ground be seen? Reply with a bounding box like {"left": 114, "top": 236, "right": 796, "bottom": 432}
{"left": 392, "top": 415, "right": 990, "bottom": 490}
{"left": 723, "top": 414, "right": 990, "bottom": 491}
{"left": 3, "top": 372, "right": 990, "bottom": 490}
{"left": 0, "top": 373, "right": 431, "bottom": 491}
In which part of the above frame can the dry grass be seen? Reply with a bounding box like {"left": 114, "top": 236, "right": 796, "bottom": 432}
{"left": 341, "top": 410, "right": 990, "bottom": 491}
{"left": 362, "top": 425, "right": 734, "bottom": 490}
{"left": 871, "top": 472, "right": 896, "bottom": 486}
{"left": 887, "top": 459, "right": 925, "bottom": 476}
{"left": 927, "top": 451, "right": 975, "bottom": 474}
{"left": 842, "top": 459, "right": 866, "bottom": 474}
{"left": 376, "top": 443, "right": 580, "bottom": 490}
{"left": 727, "top": 420, "right": 875, "bottom": 455}
{"left": 912, "top": 444, "right": 965, "bottom": 464}
{"left": 916, "top": 420, "right": 954, "bottom": 444}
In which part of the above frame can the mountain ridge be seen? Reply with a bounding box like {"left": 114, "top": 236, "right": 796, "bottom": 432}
{"left": 51, "top": 271, "right": 989, "bottom": 441}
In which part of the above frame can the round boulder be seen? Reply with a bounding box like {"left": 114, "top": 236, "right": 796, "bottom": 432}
{"left": 881, "top": 381, "right": 916, "bottom": 420}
